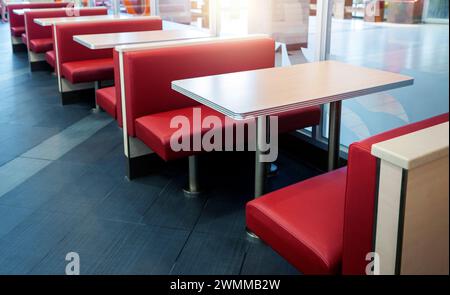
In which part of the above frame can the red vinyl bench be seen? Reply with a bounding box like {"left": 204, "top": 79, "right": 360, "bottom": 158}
{"left": 96, "top": 49, "right": 121, "bottom": 122}
{"left": 53, "top": 17, "right": 163, "bottom": 104}
{"left": 7, "top": 2, "right": 68, "bottom": 52}
{"left": 118, "top": 36, "right": 322, "bottom": 188}
{"left": 24, "top": 8, "right": 108, "bottom": 71}
{"left": 246, "top": 112, "right": 449, "bottom": 275}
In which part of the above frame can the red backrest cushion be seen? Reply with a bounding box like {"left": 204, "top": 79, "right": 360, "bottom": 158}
{"left": 122, "top": 37, "right": 275, "bottom": 136}
{"left": 24, "top": 8, "right": 108, "bottom": 44}
{"left": 7, "top": 3, "right": 69, "bottom": 32}
{"left": 55, "top": 19, "right": 163, "bottom": 67}
{"left": 342, "top": 112, "right": 449, "bottom": 274}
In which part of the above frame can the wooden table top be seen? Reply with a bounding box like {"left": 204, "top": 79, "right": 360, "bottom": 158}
{"left": 34, "top": 15, "right": 161, "bottom": 26}
{"left": 172, "top": 60, "right": 414, "bottom": 119}
{"left": 74, "top": 29, "right": 211, "bottom": 50}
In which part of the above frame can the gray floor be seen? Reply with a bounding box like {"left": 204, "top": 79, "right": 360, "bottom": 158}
{"left": 0, "top": 23, "right": 310, "bottom": 275}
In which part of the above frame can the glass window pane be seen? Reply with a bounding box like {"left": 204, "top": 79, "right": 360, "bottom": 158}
{"left": 322, "top": 0, "right": 449, "bottom": 147}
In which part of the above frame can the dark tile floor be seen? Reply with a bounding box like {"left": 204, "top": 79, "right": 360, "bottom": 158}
{"left": 0, "top": 23, "right": 318, "bottom": 275}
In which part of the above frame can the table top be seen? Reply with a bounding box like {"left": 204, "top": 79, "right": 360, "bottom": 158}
{"left": 74, "top": 29, "right": 211, "bottom": 50}
{"left": 12, "top": 8, "right": 28, "bottom": 15}
{"left": 6, "top": 1, "right": 30, "bottom": 5}
{"left": 372, "top": 122, "right": 449, "bottom": 170}
{"left": 172, "top": 60, "right": 414, "bottom": 119}
{"left": 34, "top": 15, "right": 161, "bottom": 26}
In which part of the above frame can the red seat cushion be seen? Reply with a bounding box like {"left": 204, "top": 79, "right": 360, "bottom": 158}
{"left": 135, "top": 105, "right": 234, "bottom": 161}
{"left": 135, "top": 104, "right": 322, "bottom": 162}
{"left": 246, "top": 167, "right": 348, "bottom": 274}
{"left": 21, "top": 33, "right": 27, "bottom": 46}
{"left": 61, "top": 58, "right": 114, "bottom": 84}
{"left": 45, "top": 50, "right": 56, "bottom": 68}
{"left": 29, "top": 38, "right": 53, "bottom": 53}
{"left": 96, "top": 87, "right": 116, "bottom": 119}
{"left": 11, "top": 26, "right": 25, "bottom": 37}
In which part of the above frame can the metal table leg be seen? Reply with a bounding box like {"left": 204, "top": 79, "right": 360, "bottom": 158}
{"left": 254, "top": 115, "right": 270, "bottom": 198}
{"left": 328, "top": 101, "right": 342, "bottom": 171}
{"left": 183, "top": 155, "right": 201, "bottom": 197}
{"left": 93, "top": 80, "right": 101, "bottom": 113}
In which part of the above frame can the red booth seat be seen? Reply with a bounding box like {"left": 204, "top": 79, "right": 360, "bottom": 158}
{"left": 135, "top": 105, "right": 322, "bottom": 161}
{"left": 7, "top": 2, "right": 69, "bottom": 38}
{"left": 121, "top": 37, "right": 322, "bottom": 162}
{"left": 21, "top": 33, "right": 27, "bottom": 45}
{"left": 24, "top": 8, "right": 108, "bottom": 54}
{"left": 96, "top": 86, "right": 116, "bottom": 118}
{"left": 61, "top": 58, "right": 114, "bottom": 84}
{"left": 246, "top": 113, "right": 449, "bottom": 275}
{"left": 96, "top": 50, "right": 125, "bottom": 124}
{"left": 29, "top": 38, "right": 53, "bottom": 53}
{"left": 11, "top": 26, "right": 25, "bottom": 37}
{"left": 45, "top": 50, "right": 56, "bottom": 68}
{"left": 54, "top": 18, "right": 163, "bottom": 85}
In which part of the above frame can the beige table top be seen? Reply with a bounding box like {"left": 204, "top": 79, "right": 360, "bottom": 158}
{"left": 74, "top": 29, "right": 211, "bottom": 50}
{"left": 12, "top": 8, "right": 28, "bottom": 15}
{"left": 172, "top": 60, "right": 414, "bottom": 119}
{"left": 34, "top": 15, "right": 161, "bottom": 26}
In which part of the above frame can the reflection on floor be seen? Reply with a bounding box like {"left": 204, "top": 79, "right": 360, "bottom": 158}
{"left": 0, "top": 23, "right": 313, "bottom": 275}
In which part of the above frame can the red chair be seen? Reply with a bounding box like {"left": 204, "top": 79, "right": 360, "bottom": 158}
{"left": 24, "top": 8, "right": 108, "bottom": 71}
{"left": 53, "top": 18, "right": 163, "bottom": 104}
{"left": 246, "top": 113, "right": 449, "bottom": 275}
{"left": 119, "top": 37, "right": 322, "bottom": 186}
{"left": 7, "top": 2, "right": 68, "bottom": 52}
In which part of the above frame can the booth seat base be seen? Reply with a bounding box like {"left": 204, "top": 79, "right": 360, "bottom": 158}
{"left": 30, "top": 60, "right": 53, "bottom": 72}
{"left": 28, "top": 51, "right": 50, "bottom": 72}
{"left": 12, "top": 43, "right": 27, "bottom": 53}
{"left": 61, "top": 88, "right": 96, "bottom": 106}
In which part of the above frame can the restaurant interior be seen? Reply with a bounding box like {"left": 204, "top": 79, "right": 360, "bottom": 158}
{"left": 0, "top": 0, "right": 448, "bottom": 276}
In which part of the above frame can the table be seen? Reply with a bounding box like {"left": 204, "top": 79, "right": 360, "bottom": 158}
{"left": 34, "top": 15, "right": 160, "bottom": 26}
{"left": 74, "top": 29, "right": 211, "bottom": 50}
{"left": 172, "top": 60, "right": 414, "bottom": 197}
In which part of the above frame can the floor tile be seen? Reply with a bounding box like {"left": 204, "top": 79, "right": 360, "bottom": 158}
{"left": 93, "top": 224, "right": 189, "bottom": 275}
{"left": 0, "top": 211, "right": 84, "bottom": 274}
{"left": 241, "top": 242, "right": 300, "bottom": 275}
{"left": 171, "top": 232, "right": 249, "bottom": 275}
